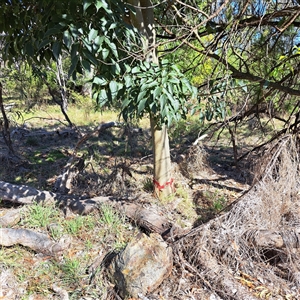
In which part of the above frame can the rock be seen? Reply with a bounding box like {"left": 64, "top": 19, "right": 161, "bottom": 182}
{"left": 110, "top": 233, "right": 173, "bottom": 298}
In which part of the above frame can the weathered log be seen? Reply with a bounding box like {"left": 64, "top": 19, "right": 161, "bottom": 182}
{"left": 0, "top": 228, "right": 64, "bottom": 255}
{"left": 0, "top": 180, "right": 110, "bottom": 214}
{"left": 244, "top": 229, "right": 300, "bottom": 249}
{"left": 122, "top": 203, "right": 173, "bottom": 236}
{"left": 96, "top": 121, "right": 122, "bottom": 133}
{"left": 11, "top": 128, "right": 78, "bottom": 140}
{"left": 0, "top": 181, "right": 179, "bottom": 238}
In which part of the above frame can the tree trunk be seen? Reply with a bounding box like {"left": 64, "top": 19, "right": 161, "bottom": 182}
{"left": 0, "top": 82, "right": 14, "bottom": 154}
{"left": 129, "top": 0, "right": 174, "bottom": 198}
{"left": 56, "top": 55, "right": 68, "bottom": 112}
{"left": 151, "top": 119, "right": 174, "bottom": 197}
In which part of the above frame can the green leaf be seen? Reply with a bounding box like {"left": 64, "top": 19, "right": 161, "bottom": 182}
{"left": 206, "top": 109, "right": 213, "bottom": 121}
{"left": 38, "top": 39, "right": 51, "bottom": 51}
{"left": 122, "top": 98, "right": 132, "bottom": 109}
{"left": 138, "top": 97, "right": 147, "bottom": 114}
{"left": 95, "top": 0, "right": 110, "bottom": 12}
{"left": 161, "top": 59, "right": 169, "bottom": 66}
{"left": 82, "top": 37, "right": 93, "bottom": 52}
{"left": 109, "top": 80, "right": 119, "bottom": 99}
{"left": 104, "top": 40, "right": 118, "bottom": 59}
{"left": 52, "top": 41, "right": 61, "bottom": 60}
{"left": 69, "top": 24, "right": 82, "bottom": 39}
{"left": 166, "top": 108, "right": 174, "bottom": 126}
{"left": 164, "top": 88, "right": 174, "bottom": 104}
{"left": 171, "top": 99, "right": 180, "bottom": 111}
{"left": 83, "top": 49, "right": 98, "bottom": 65}
{"left": 92, "top": 91, "right": 98, "bottom": 100}
{"left": 190, "top": 107, "right": 196, "bottom": 116}
{"left": 159, "top": 94, "right": 167, "bottom": 111}
{"left": 101, "top": 48, "right": 110, "bottom": 60}
{"left": 98, "top": 89, "right": 108, "bottom": 105}
{"left": 94, "top": 36, "right": 104, "bottom": 47}
{"left": 25, "top": 41, "right": 34, "bottom": 57}
{"left": 68, "top": 56, "right": 79, "bottom": 79}
{"left": 137, "top": 90, "right": 147, "bottom": 102}
{"left": 142, "top": 81, "right": 158, "bottom": 91}
{"left": 81, "top": 59, "right": 91, "bottom": 72}
{"left": 71, "top": 43, "right": 79, "bottom": 59}
{"left": 93, "top": 76, "right": 107, "bottom": 86}
{"left": 83, "top": 0, "right": 93, "bottom": 12}
{"left": 132, "top": 66, "right": 140, "bottom": 74}
{"left": 88, "top": 28, "right": 98, "bottom": 42}
{"left": 45, "top": 26, "right": 63, "bottom": 37}
{"left": 199, "top": 111, "right": 205, "bottom": 122}
{"left": 124, "top": 76, "right": 132, "bottom": 88}
{"left": 153, "top": 86, "right": 162, "bottom": 99}
{"left": 63, "top": 30, "right": 72, "bottom": 49}
{"left": 168, "top": 77, "right": 180, "bottom": 84}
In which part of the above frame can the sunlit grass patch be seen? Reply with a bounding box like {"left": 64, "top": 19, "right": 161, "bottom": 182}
{"left": 64, "top": 214, "right": 96, "bottom": 236}
{"left": 20, "top": 202, "right": 61, "bottom": 230}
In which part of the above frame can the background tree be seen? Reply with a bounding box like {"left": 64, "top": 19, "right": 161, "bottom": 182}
{"left": 0, "top": 0, "right": 196, "bottom": 198}
{"left": 2, "top": 0, "right": 300, "bottom": 195}
{"left": 159, "top": 0, "right": 300, "bottom": 136}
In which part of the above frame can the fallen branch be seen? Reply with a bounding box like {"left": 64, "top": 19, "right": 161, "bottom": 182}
{"left": 123, "top": 202, "right": 190, "bottom": 242}
{"left": 122, "top": 203, "right": 175, "bottom": 236}
{"left": 0, "top": 228, "right": 64, "bottom": 255}
{"left": 0, "top": 180, "right": 111, "bottom": 214}
{"left": 0, "top": 181, "right": 179, "bottom": 239}
{"left": 195, "top": 250, "right": 260, "bottom": 300}
{"left": 73, "top": 121, "right": 122, "bottom": 154}
{"left": 54, "top": 121, "right": 123, "bottom": 193}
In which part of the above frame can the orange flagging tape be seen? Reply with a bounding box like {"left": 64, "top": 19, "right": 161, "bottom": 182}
{"left": 153, "top": 178, "right": 174, "bottom": 190}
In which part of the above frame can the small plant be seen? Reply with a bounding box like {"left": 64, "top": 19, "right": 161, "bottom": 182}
{"left": 175, "top": 185, "right": 197, "bottom": 220}
{"left": 113, "top": 240, "right": 127, "bottom": 251}
{"left": 61, "top": 257, "right": 82, "bottom": 286}
{"left": 48, "top": 223, "right": 64, "bottom": 240}
{"left": 142, "top": 177, "right": 153, "bottom": 192}
{"left": 64, "top": 215, "right": 96, "bottom": 236}
{"left": 99, "top": 204, "right": 122, "bottom": 226}
{"left": 65, "top": 216, "right": 85, "bottom": 235}
{"left": 213, "top": 195, "right": 226, "bottom": 212}
{"left": 22, "top": 202, "right": 60, "bottom": 229}
{"left": 27, "top": 261, "right": 58, "bottom": 295}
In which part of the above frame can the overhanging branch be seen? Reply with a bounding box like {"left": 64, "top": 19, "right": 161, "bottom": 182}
{"left": 207, "top": 52, "right": 300, "bottom": 97}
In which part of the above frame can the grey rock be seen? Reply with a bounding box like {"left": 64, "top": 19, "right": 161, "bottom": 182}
{"left": 110, "top": 233, "right": 173, "bottom": 298}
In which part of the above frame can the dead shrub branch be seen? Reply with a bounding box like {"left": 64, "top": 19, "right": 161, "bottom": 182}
{"left": 170, "top": 134, "right": 300, "bottom": 299}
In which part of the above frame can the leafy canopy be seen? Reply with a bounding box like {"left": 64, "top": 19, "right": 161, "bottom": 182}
{"left": 0, "top": 0, "right": 196, "bottom": 127}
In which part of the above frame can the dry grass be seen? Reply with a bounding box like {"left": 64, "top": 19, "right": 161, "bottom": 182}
{"left": 168, "top": 135, "right": 300, "bottom": 299}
